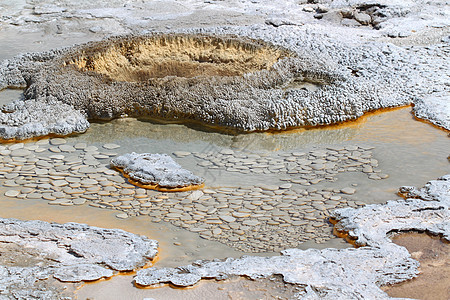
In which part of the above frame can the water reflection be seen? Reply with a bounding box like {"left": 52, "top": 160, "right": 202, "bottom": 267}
{"left": 74, "top": 106, "right": 443, "bottom": 152}
{"left": 76, "top": 116, "right": 361, "bottom": 152}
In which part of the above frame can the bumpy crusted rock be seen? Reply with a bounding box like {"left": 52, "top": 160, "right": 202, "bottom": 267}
{"left": 0, "top": 218, "right": 159, "bottom": 269}
{"left": 53, "top": 264, "right": 114, "bottom": 282}
{"left": 399, "top": 174, "right": 450, "bottom": 202}
{"left": 331, "top": 180, "right": 449, "bottom": 246}
{"left": 134, "top": 175, "right": 449, "bottom": 299}
{"left": 183, "top": 25, "right": 449, "bottom": 130}
{"left": 0, "top": 49, "right": 91, "bottom": 140}
{"left": 0, "top": 32, "right": 415, "bottom": 139}
{"left": 135, "top": 245, "right": 417, "bottom": 299}
{"left": 0, "top": 98, "right": 89, "bottom": 140}
{"left": 0, "top": 266, "right": 55, "bottom": 300}
{"left": 412, "top": 95, "right": 450, "bottom": 130}
{"left": 111, "top": 152, "right": 204, "bottom": 190}
{"left": 0, "top": 218, "right": 158, "bottom": 299}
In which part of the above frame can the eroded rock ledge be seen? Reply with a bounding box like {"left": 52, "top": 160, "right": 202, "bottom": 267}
{"left": 0, "top": 31, "right": 416, "bottom": 140}
{"left": 134, "top": 175, "right": 449, "bottom": 299}
{"left": 0, "top": 219, "right": 158, "bottom": 299}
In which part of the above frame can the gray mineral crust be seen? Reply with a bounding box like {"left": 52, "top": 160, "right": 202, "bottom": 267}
{"left": 111, "top": 152, "right": 204, "bottom": 189}
{"left": 399, "top": 174, "right": 450, "bottom": 202}
{"left": 0, "top": 98, "right": 89, "bottom": 140}
{"left": 0, "top": 218, "right": 158, "bottom": 299}
{"left": 0, "top": 28, "right": 437, "bottom": 139}
{"left": 412, "top": 95, "right": 450, "bottom": 130}
{"left": 134, "top": 175, "right": 450, "bottom": 299}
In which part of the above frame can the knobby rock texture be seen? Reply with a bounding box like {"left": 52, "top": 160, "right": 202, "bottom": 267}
{"left": 0, "top": 219, "right": 158, "bottom": 299}
{"left": 0, "top": 31, "right": 419, "bottom": 140}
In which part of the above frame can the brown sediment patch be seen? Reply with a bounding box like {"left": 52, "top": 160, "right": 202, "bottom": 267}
{"left": 112, "top": 166, "right": 205, "bottom": 192}
{"left": 66, "top": 34, "right": 293, "bottom": 82}
{"left": 382, "top": 232, "right": 450, "bottom": 300}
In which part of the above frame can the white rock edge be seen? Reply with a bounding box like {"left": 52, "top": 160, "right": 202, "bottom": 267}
{"left": 135, "top": 175, "right": 450, "bottom": 299}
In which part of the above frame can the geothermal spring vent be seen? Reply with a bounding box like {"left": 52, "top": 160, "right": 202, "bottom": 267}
{"left": 1, "top": 33, "right": 408, "bottom": 140}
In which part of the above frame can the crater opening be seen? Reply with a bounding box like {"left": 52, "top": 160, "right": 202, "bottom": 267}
{"left": 66, "top": 34, "right": 293, "bottom": 82}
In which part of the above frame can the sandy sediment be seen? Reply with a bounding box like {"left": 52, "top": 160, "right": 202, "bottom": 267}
{"left": 382, "top": 232, "right": 450, "bottom": 300}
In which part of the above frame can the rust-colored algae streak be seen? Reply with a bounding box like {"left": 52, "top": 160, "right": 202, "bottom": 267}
{"left": 329, "top": 218, "right": 364, "bottom": 248}
{"left": 134, "top": 282, "right": 201, "bottom": 290}
{"left": 410, "top": 108, "right": 450, "bottom": 133}
{"left": 112, "top": 166, "right": 205, "bottom": 192}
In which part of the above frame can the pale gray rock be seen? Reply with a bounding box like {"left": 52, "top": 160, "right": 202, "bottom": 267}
{"left": 340, "top": 187, "right": 356, "bottom": 194}
{"left": 53, "top": 264, "right": 114, "bottom": 282}
{"left": 135, "top": 175, "right": 449, "bottom": 298}
{"left": 399, "top": 174, "right": 450, "bottom": 202}
{"left": 111, "top": 152, "right": 204, "bottom": 189}
{"left": 354, "top": 12, "right": 371, "bottom": 25}
{"left": 0, "top": 266, "right": 55, "bottom": 300}
{"left": 0, "top": 218, "right": 158, "bottom": 270}
{"left": 33, "top": 5, "right": 67, "bottom": 15}
{"left": 0, "top": 218, "right": 158, "bottom": 299}
{"left": 0, "top": 98, "right": 89, "bottom": 140}
{"left": 4, "top": 190, "right": 19, "bottom": 197}
{"left": 103, "top": 143, "right": 120, "bottom": 150}
{"left": 332, "top": 183, "right": 449, "bottom": 246}
{"left": 265, "top": 17, "right": 300, "bottom": 27}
